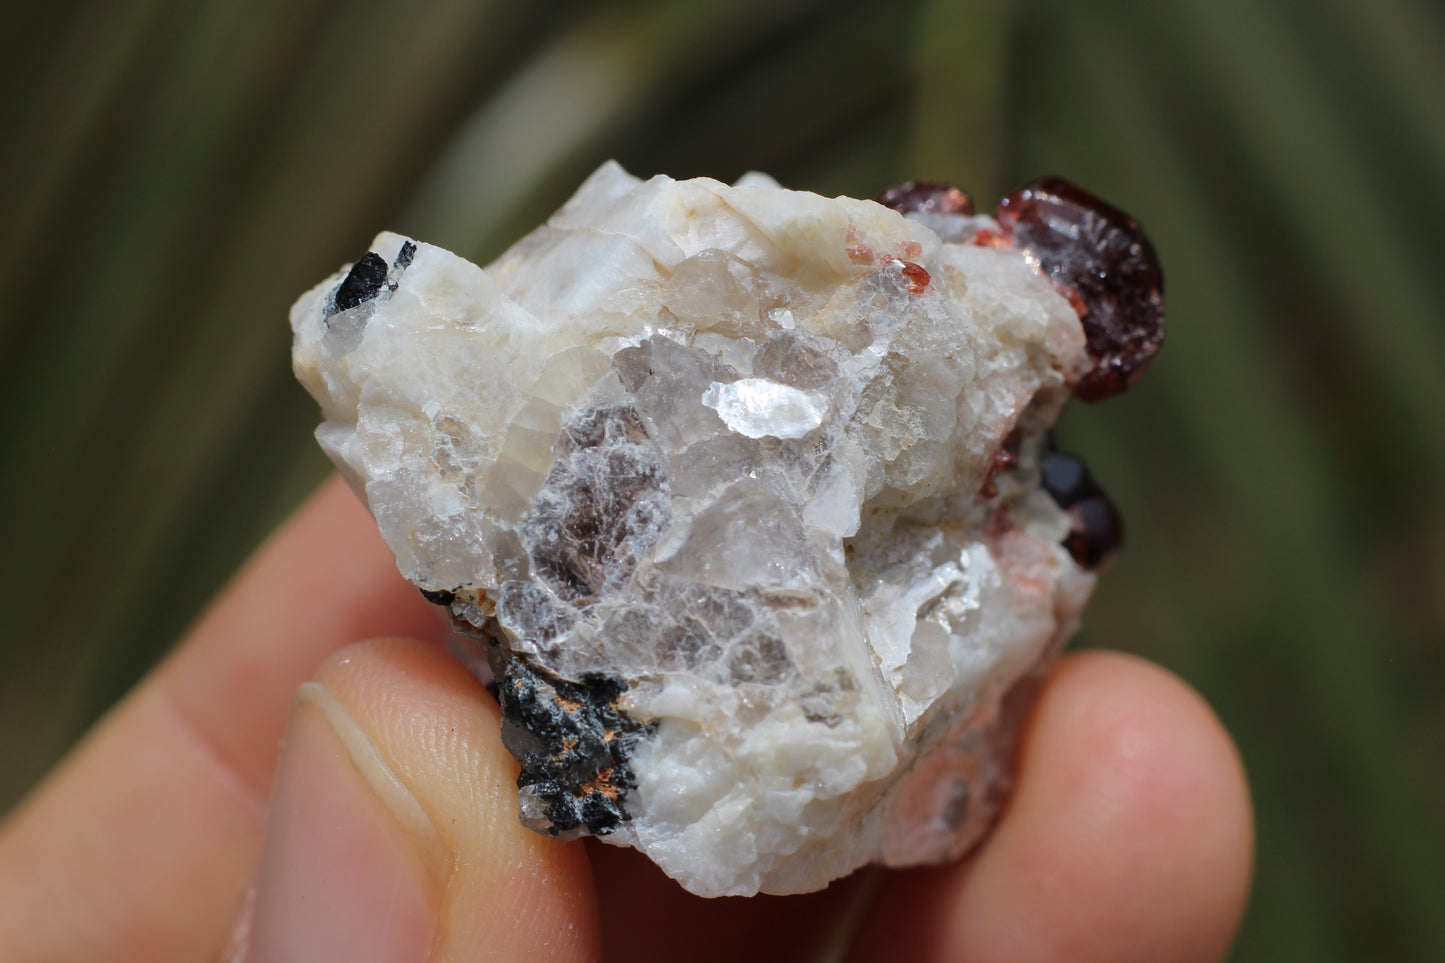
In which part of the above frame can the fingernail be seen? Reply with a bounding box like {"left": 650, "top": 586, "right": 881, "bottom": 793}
{"left": 243, "top": 683, "right": 444, "bottom": 963}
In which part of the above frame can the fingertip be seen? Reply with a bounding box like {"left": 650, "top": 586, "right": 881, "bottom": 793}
{"left": 1003, "top": 651, "right": 1253, "bottom": 960}
{"left": 310, "top": 637, "right": 496, "bottom": 727}
{"left": 159, "top": 477, "right": 448, "bottom": 796}
{"left": 851, "top": 651, "right": 1253, "bottom": 963}
{"left": 295, "top": 638, "right": 600, "bottom": 962}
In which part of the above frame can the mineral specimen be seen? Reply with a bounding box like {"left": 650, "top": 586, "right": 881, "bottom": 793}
{"left": 290, "top": 162, "right": 1163, "bottom": 897}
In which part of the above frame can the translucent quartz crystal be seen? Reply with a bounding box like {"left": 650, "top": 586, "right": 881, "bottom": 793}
{"left": 290, "top": 162, "right": 1160, "bottom": 897}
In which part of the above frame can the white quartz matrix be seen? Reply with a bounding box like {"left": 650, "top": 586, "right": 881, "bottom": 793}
{"left": 292, "top": 162, "right": 1100, "bottom": 897}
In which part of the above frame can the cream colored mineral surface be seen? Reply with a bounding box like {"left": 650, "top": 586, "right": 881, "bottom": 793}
{"left": 292, "top": 162, "right": 1099, "bottom": 897}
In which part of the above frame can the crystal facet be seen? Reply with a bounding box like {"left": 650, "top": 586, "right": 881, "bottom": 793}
{"left": 994, "top": 177, "right": 1165, "bottom": 402}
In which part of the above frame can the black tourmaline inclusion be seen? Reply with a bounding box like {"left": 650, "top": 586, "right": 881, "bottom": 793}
{"left": 333, "top": 251, "right": 390, "bottom": 311}
{"left": 995, "top": 177, "right": 1164, "bottom": 403}
{"left": 1039, "top": 448, "right": 1124, "bottom": 570}
{"left": 495, "top": 657, "right": 652, "bottom": 836}
{"left": 418, "top": 587, "right": 456, "bottom": 606}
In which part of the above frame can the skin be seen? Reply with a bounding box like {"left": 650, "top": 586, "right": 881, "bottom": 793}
{"left": 0, "top": 477, "right": 1254, "bottom": 962}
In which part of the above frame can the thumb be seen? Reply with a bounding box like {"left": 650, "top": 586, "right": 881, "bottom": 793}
{"left": 238, "top": 638, "right": 599, "bottom": 963}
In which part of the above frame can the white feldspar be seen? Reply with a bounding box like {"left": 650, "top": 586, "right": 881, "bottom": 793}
{"left": 292, "top": 162, "right": 1101, "bottom": 897}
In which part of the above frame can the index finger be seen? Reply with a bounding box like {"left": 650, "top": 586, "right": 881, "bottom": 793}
{"left": 161, "top": 475, "right": 448, "bottom": 791}
{"left": 0, "top": 476, "right": 443, "bottom": 961}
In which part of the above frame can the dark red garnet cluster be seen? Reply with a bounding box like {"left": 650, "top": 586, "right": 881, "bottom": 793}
{"left": 880, "top": 177, "right": 1165, "bottom": 404}
{"left": 880, "top": 175, "right": 1165, "bottom": 570}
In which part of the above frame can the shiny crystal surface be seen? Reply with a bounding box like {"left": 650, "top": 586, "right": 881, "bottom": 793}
{"left": 994, "top": 177, "right": 1165, "bottom": 402}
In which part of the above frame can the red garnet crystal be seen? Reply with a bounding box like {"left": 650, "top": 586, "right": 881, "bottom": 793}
{"left": 994, "top": 177, "right": 1164, "bottom": 402}
{"left": 876, "top": 181, "right": 975, "bottom": 218}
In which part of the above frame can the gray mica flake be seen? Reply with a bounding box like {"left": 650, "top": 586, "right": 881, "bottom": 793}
{"left": 518, "top": 403, "right": 670, "bottom": 605}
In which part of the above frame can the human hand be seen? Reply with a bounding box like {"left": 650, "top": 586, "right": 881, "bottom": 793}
{"left": 0, "top": 477, "right": 1252, "bottom": 962}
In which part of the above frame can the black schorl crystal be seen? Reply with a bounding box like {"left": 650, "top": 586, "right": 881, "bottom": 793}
{"left": 495, "top": 658, "right": 652, "bottom": 836}
{"left": 1038, "top": 446, "right": 1091, "bottom": 506}
{"left": 995, "top": 177, "right": 1164, "bottom": 403}
{"left": 333, "top": 251, "right": 390, "bottom": 311}
{"left": 1039, "top": 449, "right": 1124, "bottom": 570}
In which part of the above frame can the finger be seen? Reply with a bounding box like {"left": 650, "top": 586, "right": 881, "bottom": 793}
{"left": 240, "top": 637, "right": 597, "bottom": 963}
{"left": 847, "top": 651, "right": 1254, "bottom": 963}
{"left": 0, "top": 477, "right": 443, "bottom": 961}
{"left": 160, "top": 474, "right": 449, "bottom": 791}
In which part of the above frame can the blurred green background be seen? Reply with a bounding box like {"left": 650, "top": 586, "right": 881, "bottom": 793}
{"left": 2, "top": 0, "right": 1442, "bottom": 957}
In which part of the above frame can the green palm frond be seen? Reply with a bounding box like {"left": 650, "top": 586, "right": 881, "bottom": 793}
{"left": 3, "top": 1, "right": 1442, "bottom": 957}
